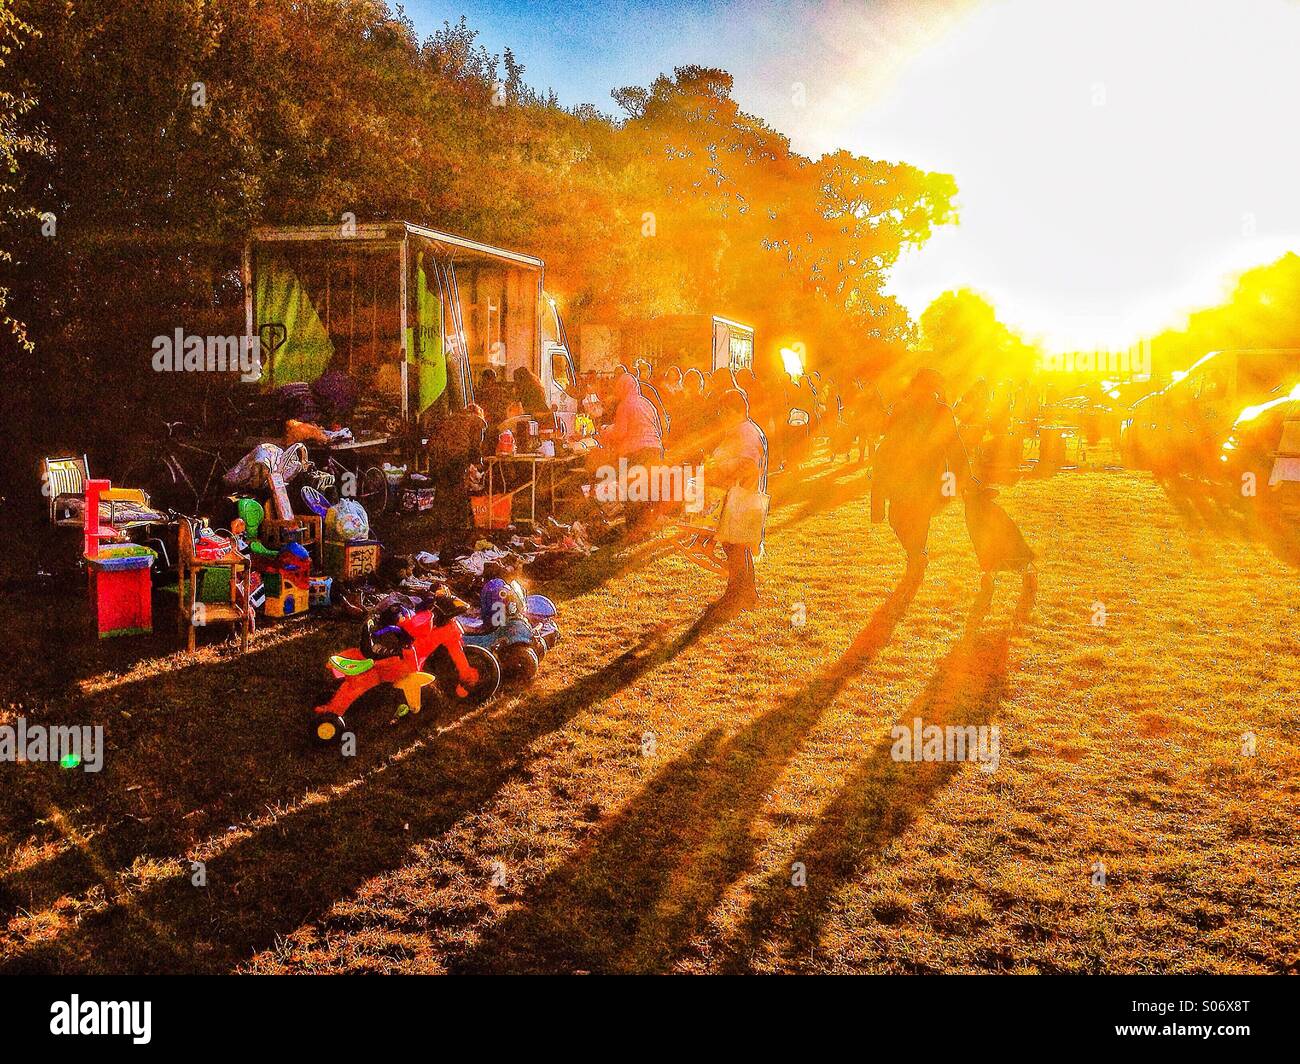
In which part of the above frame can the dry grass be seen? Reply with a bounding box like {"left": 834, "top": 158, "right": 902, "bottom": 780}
{"left": 1, "top": 459, "right": 1298, "bottom": 974}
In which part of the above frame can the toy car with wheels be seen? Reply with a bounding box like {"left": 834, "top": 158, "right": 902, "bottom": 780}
{"left": 459, "top": 579, "right": 559, "bottom": 685}
{"left": 311, "top": 587, "right": 501, "bottom": 744}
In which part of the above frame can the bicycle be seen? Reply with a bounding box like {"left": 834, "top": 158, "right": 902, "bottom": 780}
{"left": 305, "top": 449, "right": 390, "bottom": 518}
{"left": 122, "top": 420, "right": 234, "bottom": 517}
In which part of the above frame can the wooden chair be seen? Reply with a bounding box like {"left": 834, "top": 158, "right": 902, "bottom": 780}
{"left": 177, "top": 518, "right": 254, "bottom": 653}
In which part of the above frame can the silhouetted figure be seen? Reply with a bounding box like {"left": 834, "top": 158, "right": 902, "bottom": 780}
{"left": 477, "top": 368, "right": 510, "bottom": 430}
{"left": 706, "top": 388, "right": 768, "bottom": 613}
{"left": 513, "top": 366, "right": 550, "bottom": 416}
{"left": 964, "top": 483, "right": 1037, "bottom": 603}
{"left": 872, "top": 368, "right": 970, "bottom": 586}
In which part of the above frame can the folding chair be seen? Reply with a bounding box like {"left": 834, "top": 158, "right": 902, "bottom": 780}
{"left": 43, "top": 454, "right": 165, "bottom": 535}
{"left": 42, "top": 455, "right": 89, "bottom": 526}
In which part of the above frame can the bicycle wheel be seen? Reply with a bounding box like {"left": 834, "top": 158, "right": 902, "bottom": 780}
{"left": 355, "top": 465, "right": 389, "bottom": 517}
{"left": 122, "top": 448, "right": 199, "bottom": 516}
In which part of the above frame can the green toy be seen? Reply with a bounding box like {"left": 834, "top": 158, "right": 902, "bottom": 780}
{"left": 235, "top": 498, "right": 280, "bottom": 559}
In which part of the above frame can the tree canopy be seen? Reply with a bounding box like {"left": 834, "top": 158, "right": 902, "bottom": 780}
{"left": 918, "top": 288, "right": 1039, "bottom": 389}
{"left": 1, "top": 0, "right": 956, "bottom": 464}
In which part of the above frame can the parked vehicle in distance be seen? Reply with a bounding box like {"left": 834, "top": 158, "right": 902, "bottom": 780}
{"left": 1121, "top": 349, "right": 1300, "bottom": 476}
{"left": 576, "top": 313, "right": 755, "bottom": 378}
{"left": 1219, "top": 380, "right": 1300, "bottom": 512}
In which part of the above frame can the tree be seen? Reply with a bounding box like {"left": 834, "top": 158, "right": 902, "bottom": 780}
{"left": 918, "top": 289, "right": 1040, "bottom": 389}
{"left": 3, "top": 2, "right": 958, "bottom": 469}
{"left": 0, "top": 0, "right": 49, "bottom": 353}
{"left": 607, "top": 66, "right": 956, "bottom": 375}
{"left": 1150, "top": 253, "right": 1300, "bottom": 379}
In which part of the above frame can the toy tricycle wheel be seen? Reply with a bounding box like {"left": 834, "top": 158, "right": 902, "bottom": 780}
{"left": 312, "top": 712, "right": 347, "bottom": 744}
{"left": 501, "top": 643, "right": 540, "bottom": 685}
{"left": 435, "top": 644, "right": 500, "bottom": 704}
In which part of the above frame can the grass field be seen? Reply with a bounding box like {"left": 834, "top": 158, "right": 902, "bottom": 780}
{"left": 2, "top": 457, "right": 1298, "bottom": 974}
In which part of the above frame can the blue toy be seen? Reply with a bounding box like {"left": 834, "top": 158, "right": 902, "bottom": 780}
{"left": 460, "top": 579, "right": 559, "bottom": 683}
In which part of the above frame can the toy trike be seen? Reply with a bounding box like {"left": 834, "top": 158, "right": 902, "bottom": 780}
{"left": 310, "top": 588, "right": 501, "bottom": 744}
{"left": 459, "top": 579, "right": 560, "bottom": 684}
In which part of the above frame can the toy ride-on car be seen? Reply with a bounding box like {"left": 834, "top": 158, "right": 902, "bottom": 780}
{"left": 311, "top": 587, "right": 501, "bottom": 744}
{"left": 458, "top": 578, "right": 560, "bottom": 685}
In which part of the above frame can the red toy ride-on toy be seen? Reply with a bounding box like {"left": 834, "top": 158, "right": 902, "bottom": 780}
{"left": 311, "top": 588, "right": 501, "bottom": 744}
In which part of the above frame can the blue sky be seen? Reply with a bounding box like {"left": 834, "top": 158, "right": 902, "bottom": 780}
{"left": 402, "top": 1, "right": 1300, "bottom": 349}
{"left": 400, "top": 0, "right": 959, "bottom": 160}
{"left": 404, "top": 1, "right": 742, "bottom": 119}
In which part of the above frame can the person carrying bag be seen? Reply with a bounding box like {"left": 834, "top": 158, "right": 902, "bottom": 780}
{"left": 705, "top": 388, "right": 769, "bottom": 614}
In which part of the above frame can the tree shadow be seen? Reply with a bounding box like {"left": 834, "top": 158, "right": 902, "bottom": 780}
{"left": 449, "top": 580, "right": 920, "bottom": 974}
{"left": 717, "top": 606, "right": 1015, "bottom": 972}
{"left": 2, "top": 611, "right": 716, "bottom": 973}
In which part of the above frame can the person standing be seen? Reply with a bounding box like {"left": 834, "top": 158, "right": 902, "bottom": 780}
{"left": 871, "top": 368, "right": 969, "bottom": 588}
{"left": 705, "top": 388, "right": 768, "bottom": 613}
{"left": 672, "top": 368, "right": 709, "bottom": 461}
{"left": 599, "top": 371, "right": 665, "bottom": 537}
{"left": 477, "top": 368, "right": 510, "bottom": 433}
{"left": 512, "top": 366, "right": 550, "bottom": 416}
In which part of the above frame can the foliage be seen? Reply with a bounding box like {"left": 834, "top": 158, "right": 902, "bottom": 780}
{"left": 2, "top": 0, "right": 954, "bottom": 462}
{"left": 917, "top": 288, "right": 1040, "bottom": 389}
{"left": 0, "top": 0, "right": 49, "bottom": 353}
{"left": 1150, "top": 253, "right": 1300, "bottom": 378}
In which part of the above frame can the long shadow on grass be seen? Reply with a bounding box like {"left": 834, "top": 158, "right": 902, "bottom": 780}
{"left": 1156, "top": 473, "right": 1300, "bottom": 569}
{"left": 449, "top": 580, "right": 920, "bottom": 974}
{"left": 717, "top": 602, "right": 1015, "bottom": 972}
{"left": 0, "top": 614, "right": 399, "bottom": 918}
{"left": 0, "top": 510, "right": 697, "bottom": 960}
{"left": 0, "top": 529, "right": 677, "bottom": 927}
{"left": 767, "top": 460, "right": 875, "bottom": 534}
{"left": 1, "top": 612, "right": 715, "bottom": 974}
{"left": 541, "top": 537, "right": 679, "bottom": 604}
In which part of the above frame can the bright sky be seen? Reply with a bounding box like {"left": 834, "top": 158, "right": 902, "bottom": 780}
{"left": 406, "top": 0, "right": 1300, "bottom": 350}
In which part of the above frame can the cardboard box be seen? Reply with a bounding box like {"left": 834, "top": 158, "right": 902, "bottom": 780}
{"left": 324, "top": 539, "right": 382, "bottom": 581}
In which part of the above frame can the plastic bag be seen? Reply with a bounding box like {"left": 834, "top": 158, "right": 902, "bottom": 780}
{"left": 325, "top": 498, "right": 370, "bottom": 542}
{"left": 715, "top": 484, "right": 769, "bottom": 549}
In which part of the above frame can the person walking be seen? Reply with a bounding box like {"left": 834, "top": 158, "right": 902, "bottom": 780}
{"left": 705, "top": 388, "right": 769, "bottom": 614}
{"left": 871, "top": 368, "right": 969, "bottom": 588}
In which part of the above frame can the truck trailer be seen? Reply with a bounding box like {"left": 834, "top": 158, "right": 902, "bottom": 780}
{"left": 243, "top": 221, "right": 579, "bottom": 427}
